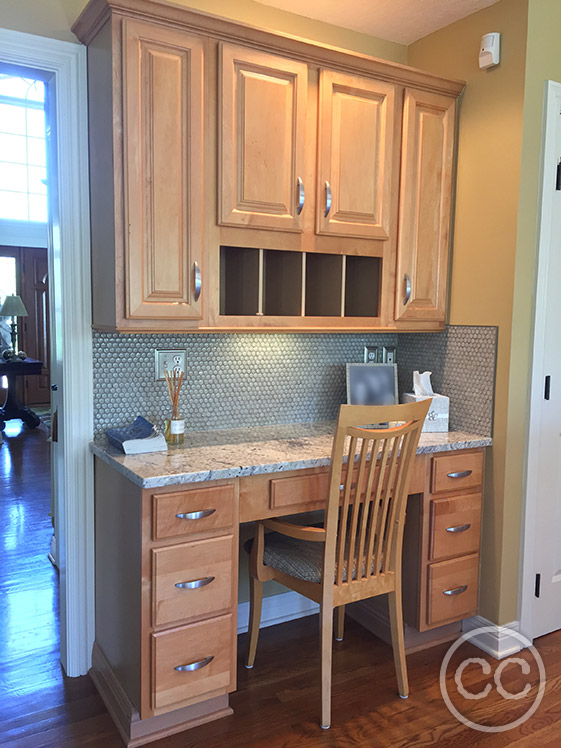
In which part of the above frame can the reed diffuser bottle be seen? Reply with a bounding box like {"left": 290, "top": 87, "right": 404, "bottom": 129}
{"left": 164, "top": 369, "right": 185, "bottom": 444}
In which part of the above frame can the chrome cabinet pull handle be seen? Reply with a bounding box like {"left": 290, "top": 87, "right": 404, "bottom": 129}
{"left": 445, "top": 524, "right": 471, "bottom": 534}
{"left": 193, "top": 261, "right": 202, "bottom": 302}
{"left": 447, "top": 470, "right": 473, "bottom": 479}
{"left": 297, "top": 176, "right": 305, "bottom": 215}
{"left": 443, "top": 585, "right": 468, "bottom": 596}
{"left": 324, "top": 180, "right": 332, "bottom": 217}
{"left": 175, "top": 576, "right": 215, "bottom": 590}
{"left": 404, "top": 274, "right": 412, "bottom": 305}
{"left": 175, "top": 508, "right": 216, "bottom": 520}
{"left": 174, "top": 655, "right": 214, "bottom": 672}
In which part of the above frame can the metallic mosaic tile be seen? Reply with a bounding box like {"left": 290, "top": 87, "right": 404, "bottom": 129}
{"left": 92, "top": 332, "right": 397, "bottom": 435}
{"left": 92, "top": 326, "right": 497, "bottom": 437}
{"left": 397, "top": 326, "right": 497, "bottom": 437}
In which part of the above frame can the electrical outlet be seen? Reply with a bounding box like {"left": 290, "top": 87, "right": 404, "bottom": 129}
{"left": 363, "top": 346, "right": 379, "bottom": 363}
{"left": 155, "top": 350, "right": 186, "bottom": 381}
{"left": 382, "top": 346, "right": 396, "bottom": 364}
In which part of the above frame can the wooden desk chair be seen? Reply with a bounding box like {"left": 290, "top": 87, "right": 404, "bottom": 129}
{"left": 245, "top": 400, "right": 430, "bottom": 729}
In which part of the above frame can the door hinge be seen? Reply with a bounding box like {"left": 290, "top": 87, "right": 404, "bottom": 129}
{"left": 535, "top": 573, "right": 541, "bottom": 598}
{"left": 556, "top": 160, "right": 561, "bottom": 190}
{"left": 545, "top": 375, "right": 551, "bottom": 400}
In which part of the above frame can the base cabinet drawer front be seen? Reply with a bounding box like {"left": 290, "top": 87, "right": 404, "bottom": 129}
{"left": 270, "top": 472, "right": 330, "bottom": 510}
{"left": 427, "top": 554, "right": 479, "bottom": 627}
{"left": 431, "top": 452, "right": 483, "bottom": 494}
{"left": 429, "top": 493, "right": 482, "bottom": 561}
{"left": 151, "top": 614, "right": 234, "bottom": 712}
{"left": 152, "top": 536, "right": 234, "bottom": 627}
{"left": 153, "top": 485, "right": 235, "bottom": 540}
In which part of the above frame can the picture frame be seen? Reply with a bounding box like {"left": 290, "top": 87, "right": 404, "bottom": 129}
{"left": 346, "top": 363, "right": 398, "bottom": 407}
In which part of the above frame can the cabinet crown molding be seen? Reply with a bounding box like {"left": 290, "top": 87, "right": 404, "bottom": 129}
{"left": 73, "top": 0, "right": 465, "bottom": 97}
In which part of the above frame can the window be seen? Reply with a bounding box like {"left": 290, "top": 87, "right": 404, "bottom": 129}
{"left": 0, "top": 74, "right": 47, "bottom": 222}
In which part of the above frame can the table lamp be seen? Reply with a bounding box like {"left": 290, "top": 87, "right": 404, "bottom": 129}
{"left": 0, "top": 295, "right": 29, "bottom": 354}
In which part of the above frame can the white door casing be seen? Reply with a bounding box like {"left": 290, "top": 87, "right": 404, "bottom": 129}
{"left": 520, "top": 80, "right": 561, "bottom": 641}
{"left": 0, "top": 29, "right": 94, "bottom": 676}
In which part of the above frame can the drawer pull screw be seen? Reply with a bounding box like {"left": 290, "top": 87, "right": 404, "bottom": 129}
{"left": 174, "top": 656, "right": 214, "bottom": 672}
{"left": 447, "top": 470, "right": 472, "bottom": 479}
{"left": 443, "top": 584, "right": 468, "bottom": 596}
{"left": 175, "top": 576, "right": 215, "bottom": 590}
{"left": 445, "top": 523, "right": 471, "bottom": 533}
{"left": 175, "top": 508, "right": 216, "bottom": 520}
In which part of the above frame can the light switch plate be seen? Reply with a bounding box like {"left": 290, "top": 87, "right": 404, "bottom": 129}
{"left": 382, "top": 346, "right": 396, "bottom": 364}
{"left": 364, "top": 346, "right": 379, "bottom": 363}
{"left": 155, "top": 350, "right": 186, "bottom": 381}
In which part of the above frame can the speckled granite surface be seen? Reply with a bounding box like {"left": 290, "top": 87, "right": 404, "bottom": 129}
{"left": 91, "top": 422, "right": 492, "bottom": 489}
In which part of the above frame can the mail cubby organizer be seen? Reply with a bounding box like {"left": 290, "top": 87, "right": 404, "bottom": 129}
{"left": 220, "top": 246, "right": 261, "bottom": 315}
{"left": 305, "top": 253, "right": 343, "bottom": 317}
{"left": 263, "top": 250, "right": 303, "bottom": 316}
{"left": 344, "top": 255, "right": 381, "bottom": 317}
{"left": 219, "top": 246, "right": 381, "bottom": 320}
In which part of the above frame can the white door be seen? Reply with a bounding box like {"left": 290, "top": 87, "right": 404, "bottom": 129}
{"left": 528, "top": 82, "right": 561, "bottom": 639}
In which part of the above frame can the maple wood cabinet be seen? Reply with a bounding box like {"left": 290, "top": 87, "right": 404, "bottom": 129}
{"left": 75, "top": 0, "right": 464, "bottom": 333}
{"left": 219, "top": 44, "right": 308, "bottom": 233}
{"left": 395, "top": 89, "right": 456, "bottom": 323}
{"left": 316, "top": 70, "right": 396, "bottom": 241}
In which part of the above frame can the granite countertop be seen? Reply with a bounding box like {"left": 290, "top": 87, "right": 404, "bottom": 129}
{"left": 90, "top": 422, "right": 492, "bottom": 489}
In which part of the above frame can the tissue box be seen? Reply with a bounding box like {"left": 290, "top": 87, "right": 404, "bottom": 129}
{"left": 402, "top": 393, "right": 449, "bottom": 432}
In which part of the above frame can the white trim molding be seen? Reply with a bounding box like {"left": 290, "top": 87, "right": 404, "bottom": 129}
{"left": 462, "top": 616, "right": 523, "bottom": 660}
{"left": 0, "top": 29, "right": 94, "bottom": 677}
{"left": 237, "top": 591, "right": 319, "bottom": 634}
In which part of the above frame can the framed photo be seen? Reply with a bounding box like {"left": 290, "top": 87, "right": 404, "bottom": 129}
{"left": 346, "top": 363, "right": 398, "bottom": 407}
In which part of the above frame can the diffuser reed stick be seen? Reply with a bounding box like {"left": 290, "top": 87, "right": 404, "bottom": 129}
{"left": 164, "top": 369, "right": 184, "bottom": 418}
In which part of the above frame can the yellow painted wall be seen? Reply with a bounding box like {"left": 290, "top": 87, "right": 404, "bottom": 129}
{"left": 408, "top": 0, "right": 529, "bottom": 624}
{"left": 0, "top": 0, "right": 407, "bottom": 63}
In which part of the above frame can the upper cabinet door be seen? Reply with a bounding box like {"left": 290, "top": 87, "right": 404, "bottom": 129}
{"left": 123, "top": 20, "right": 204, "bottom": 320}
{"left": 220, "top": 44, "right": 308, "bottom": 232}
{"left": 395, "top": 89, "right": 455, "bottom": 322}
{"left": 317, "top": 70, "right": 396, "bottom": 240}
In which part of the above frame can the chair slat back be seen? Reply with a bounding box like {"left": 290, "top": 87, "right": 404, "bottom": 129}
{"left": 324, "top": 401, "right": 430, "bottom": 588}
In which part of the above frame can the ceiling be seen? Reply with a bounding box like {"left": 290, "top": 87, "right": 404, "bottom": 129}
{"left": 253, "top": 0, "right": 500, "bottom": 45}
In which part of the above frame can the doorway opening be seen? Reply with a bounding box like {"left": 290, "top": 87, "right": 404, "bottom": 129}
{"left": 0, "top": 65, "right": 60, "bottom": 704}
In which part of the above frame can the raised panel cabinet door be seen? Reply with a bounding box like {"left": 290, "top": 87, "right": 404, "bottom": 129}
{"left": 317, "top": 70, "right": 396, "bottom": 239}
{"left": 220, "top": 43, "right": 308, "bottom": 232}
{"left": 123, "top": 20, "right": 204, "bottom": 320}
{"left": 395, "top": 89, "right": 455, "bottom": 322}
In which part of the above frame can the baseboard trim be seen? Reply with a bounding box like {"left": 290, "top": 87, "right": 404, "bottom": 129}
{"left": 237, "top": 590, "right": 319, "bottom": 634}
{"left": 462, "top": 616, "right": 523, "bottom": 660}
{"left": 347, "top": 597, "right": 461, "bottom": 653}
{"left": 91, "top": 642, "right": 232, "bottom": 747}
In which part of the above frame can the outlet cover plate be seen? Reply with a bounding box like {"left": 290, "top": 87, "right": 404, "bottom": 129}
{"left": 155, "top": 350, "right": 186, "bottom": 381}
{"left": 364, "top": 346, "right": 379, "bottom": 363}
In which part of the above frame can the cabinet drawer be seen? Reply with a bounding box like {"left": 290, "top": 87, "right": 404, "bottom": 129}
{"left": 152, "top": 536, "right": 234, "bottom": 627}
{"left": 152, "top": 485, "right": 235, "bottom": 540}
{"left": 270, "top": 472, "right": 330, "bottom": 510}
{"left": 427, "top": 554, "right": 479, "bottom": 627}
{"left": 431, "top": 452, "right": 483, "bottom": 494}
{"left": 430, "top": 493, "right": 482, "bottom": 561}
{"left": 151, "top": 614, "right": 234, "bottom": 712}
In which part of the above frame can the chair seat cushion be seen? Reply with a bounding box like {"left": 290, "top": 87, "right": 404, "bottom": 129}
{"left": 245, "top": 532, "right": 380, "bottom": 585}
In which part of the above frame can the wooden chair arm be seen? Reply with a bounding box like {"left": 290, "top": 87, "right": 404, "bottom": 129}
{"left": 261, "top": 519, "right": 326, "bottom": 542}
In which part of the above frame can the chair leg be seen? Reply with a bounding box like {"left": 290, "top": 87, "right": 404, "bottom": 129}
{"left": 388, "top": 588, "right": 409, "bottom": 698}
{"left": 245, "top": 575, "right": 263, "bottom": 669}
{"left": 335, "top": 605, "right": 345, "bottom": 641}
{"left": 320, "top": 603, "right": 334, "bottom": 729}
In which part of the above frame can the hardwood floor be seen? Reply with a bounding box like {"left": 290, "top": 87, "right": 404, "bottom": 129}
{"left": 1, "top": 421, "right": 560, "bottom": 747}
